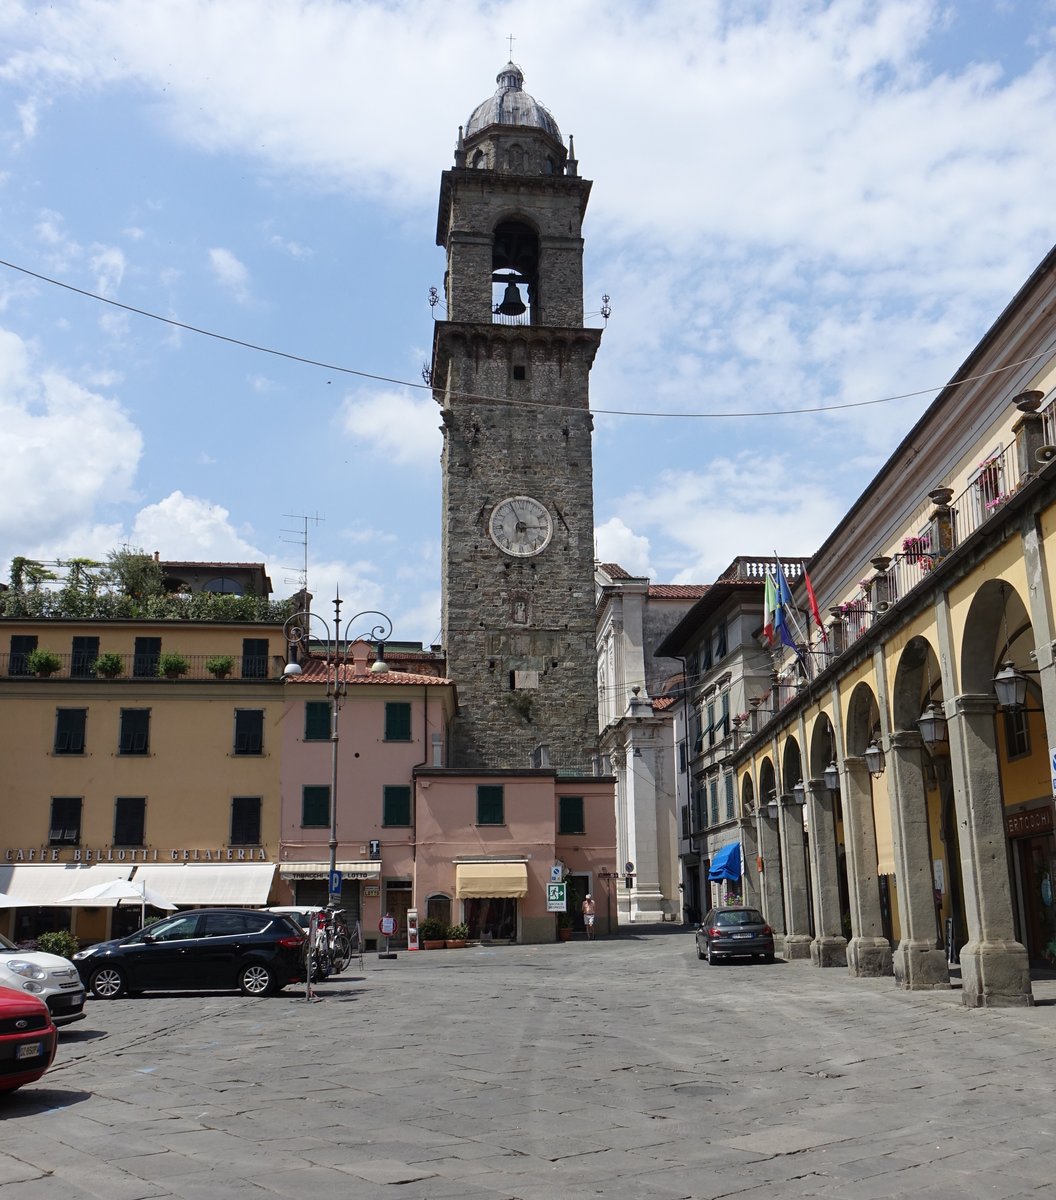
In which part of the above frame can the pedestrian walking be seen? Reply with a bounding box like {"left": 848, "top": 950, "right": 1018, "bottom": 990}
{"left": 582, "top": 893, "right": 596, "bottom": 940}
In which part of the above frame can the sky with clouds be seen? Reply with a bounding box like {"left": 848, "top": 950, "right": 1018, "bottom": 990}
{"left": 1, "top": 0, "right": 1055, "bottom": 645}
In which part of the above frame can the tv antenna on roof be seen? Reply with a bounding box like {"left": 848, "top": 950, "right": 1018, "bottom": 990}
{"left": 281, "top": 513, "right": 323, "bottom": 596}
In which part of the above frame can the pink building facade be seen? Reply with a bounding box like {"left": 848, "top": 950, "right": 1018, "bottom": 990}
{"left": 277, "top": 647, "right": 617, "bottom": 945}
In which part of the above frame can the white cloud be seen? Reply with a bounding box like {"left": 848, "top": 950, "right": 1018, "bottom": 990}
{"left": 129, "top": 491, "right": 261, "bottom": 561}
{"left": 595, "top": 517, "right": 653, "bottom": 578}
{"left": 610, "top": 455, "right": 845, "bottom": 584}
{"left": 0, "top": 327, "right": 142, "bottom": 556}
{"left": 89, "top": 245, "right": 125, "bottom": 297}
{"left": 339, "top": 388, "right": 441, "bottom": 469}
{"left": 268, "top": 234, "right": 312, "bottom": 260}
{"left": 208, "top": 247, "right": 250, "bottom": 302}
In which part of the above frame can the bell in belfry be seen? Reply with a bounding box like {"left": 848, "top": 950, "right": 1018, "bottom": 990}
{"left": 495, "top": 279, "right": 527, "bottom": 316}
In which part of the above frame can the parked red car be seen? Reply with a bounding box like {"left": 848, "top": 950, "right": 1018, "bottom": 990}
{"left": 0, "top": 988, "right": 58, "bottom": 1094}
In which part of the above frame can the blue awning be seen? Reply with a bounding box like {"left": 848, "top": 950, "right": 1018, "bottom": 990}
{"left": 707, "top": 841, "right": 742, "bottom": 882}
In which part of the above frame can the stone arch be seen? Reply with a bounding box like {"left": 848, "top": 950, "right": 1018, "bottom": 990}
{"left": 740, "top": 773, "right": 755, "bottom": 814}
{"left": 758, "top": 756, "right": 776, "bottom": 803}
{"left": 892, "top": 635, "right": 940, "bottom": 733}
{"left": 781, "top": 736, "right": 803, "bottom": 793}
{"left": 960, "top": 577, "right": 1035, "bottom": 695}
{"left": 846, "top": 681, "right": 881, "bottom": 755}
{"left": 491, "top": 216, "right": 540, "bottom": 322}
{"left": 807, "top": 712, "right": 837, "bottom": 780}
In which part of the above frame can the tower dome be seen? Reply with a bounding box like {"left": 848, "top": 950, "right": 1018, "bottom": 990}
{"left": 465, "top": 62, "right": 563, "bottom": 145}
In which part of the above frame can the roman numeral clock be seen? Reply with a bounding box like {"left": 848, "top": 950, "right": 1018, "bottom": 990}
{"left": 431, "top": 63, "right": 604, "bottom": 771}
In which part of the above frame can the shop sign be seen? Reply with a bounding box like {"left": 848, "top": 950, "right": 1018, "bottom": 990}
{"left": 364, "top": 886, "right": 380, "bottom": 898}
{"left": 3, "top": 846, "right": 269, "bottom": 863}
{"left": 1005, "top": 807, "right": 1054, "bottom": 839}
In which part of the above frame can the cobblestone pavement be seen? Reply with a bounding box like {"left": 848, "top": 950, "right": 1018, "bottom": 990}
{"left": 2, "top": 929, "right": 1056, "bottom": 1200}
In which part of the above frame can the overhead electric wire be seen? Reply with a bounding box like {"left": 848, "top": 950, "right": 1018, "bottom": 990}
{"left": 1, "top": 255, "right": 1050, "bottom": 420}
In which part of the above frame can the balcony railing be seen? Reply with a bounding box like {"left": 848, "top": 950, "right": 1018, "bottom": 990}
{"left": 1, "top": 651, "right": 279, "bottom": 682}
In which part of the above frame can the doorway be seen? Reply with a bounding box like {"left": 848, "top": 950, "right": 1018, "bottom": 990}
{"left": 1017, "top": 834, "right": 1056, "bottom": 965}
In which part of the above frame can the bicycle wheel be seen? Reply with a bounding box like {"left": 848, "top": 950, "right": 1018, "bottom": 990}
{"left": 329, "top": 933, "right": 352, "bottom": 973}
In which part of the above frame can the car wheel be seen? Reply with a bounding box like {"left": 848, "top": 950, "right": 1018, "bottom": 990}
{"left": 239, "top": 962, "right": 275, "bottom": 996}
{"left": 696, "top": 940, "right": 705, "bottom": 960}
{"left": 89, "top": 966, "right": 126, "bottom": 999}
{"left": 763, "top": 952, "right": 776, "bottom": 963}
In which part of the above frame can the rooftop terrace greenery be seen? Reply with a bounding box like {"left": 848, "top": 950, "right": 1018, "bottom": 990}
{"left": 2, "top": 551, "right": 292, "bottom": 625}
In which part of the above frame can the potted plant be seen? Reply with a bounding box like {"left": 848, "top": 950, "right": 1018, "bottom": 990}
{"left": 556, "top": 911, "right": 574, "bottom": 942}
{"left": 92, "top": 652, "right": 124, "bottom": 679}
{"left": 445, "top": 922, "right": 469, "bottom": 949}
{"left": 419, "top": 917, "right": 448, "bottom": 950}
{"left": 157, "top": 652, "right": 189, "bottom": 679}
{"left": 206, "top": 654, "right": 235, "bottom": 680}
{"left": 26, "top": 648, "right": 62, "bottom": 677}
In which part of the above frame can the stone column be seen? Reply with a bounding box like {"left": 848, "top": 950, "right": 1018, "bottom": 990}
{"left": 805, "top": 779, "right": 847, "bottom": 967}
{"left": 841, "top": 757, "right": 892, "bottom": 977}
{"left": 888, "top": 730, "right": 950, "bottom": 989}
{"left": 755, "top": 809, "right": 785, "bottom": 955}
{"left": 740, "top": 816, "right": 761, "bottom": 912}
{"left": 777, "top": 795, "right": 812, "bottom": 960}
{"left": 945, "top": 694, "right": 1033, "bottom": 1007}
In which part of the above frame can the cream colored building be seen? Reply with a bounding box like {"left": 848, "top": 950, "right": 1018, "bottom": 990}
{"left": 732, "top": 246, "right": 1056, "bottom": 1007}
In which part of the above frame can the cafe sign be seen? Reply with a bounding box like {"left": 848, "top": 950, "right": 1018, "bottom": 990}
{"left": 4, "top": 846, "right": 270, "bottom": 863}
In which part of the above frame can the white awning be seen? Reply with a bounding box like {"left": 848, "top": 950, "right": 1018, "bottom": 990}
{"left": 132, "top": 864, "right": 275, "bottom": 906}
{"left": 0, "top": 863, "right": 133, "bottom": 906}
{"left": 278, "top": 862, "right": 381, "bottom": 880}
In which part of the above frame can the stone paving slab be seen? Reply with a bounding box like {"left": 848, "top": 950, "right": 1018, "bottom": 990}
{"left": 3, "top": 932, "right": 1056, "bottom": 1198}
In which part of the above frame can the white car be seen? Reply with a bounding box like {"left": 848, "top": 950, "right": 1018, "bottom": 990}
{"left": 0, "top": 933, "right": 85, "bottom": 1026}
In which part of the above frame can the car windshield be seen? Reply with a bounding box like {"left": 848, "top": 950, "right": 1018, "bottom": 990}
{"left": 0, "top": 933, "right": 18, "bottom": 951}
{"left": 715, "top": 909, "right": 765, "bottom": 926}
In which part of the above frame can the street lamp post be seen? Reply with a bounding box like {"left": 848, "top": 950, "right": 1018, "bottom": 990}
{"left": 282, "top": 593, "right": 393, "bottom": 905}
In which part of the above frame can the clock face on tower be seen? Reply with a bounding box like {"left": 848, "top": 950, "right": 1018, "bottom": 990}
{"left": 489, "top": 495, "right": 553, "bottom": 557}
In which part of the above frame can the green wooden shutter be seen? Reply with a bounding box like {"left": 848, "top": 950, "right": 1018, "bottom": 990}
{"left": 384, "top": 702, "right": 412, "bottom": 741}
{"left": 301, "top": 786, "right": 330, "bottom": 827}
{"left": 477, "top": 785, "right": 504, "bottom": 825}
{"left": 383, "top": 786, "right": 411, "bottom": 826}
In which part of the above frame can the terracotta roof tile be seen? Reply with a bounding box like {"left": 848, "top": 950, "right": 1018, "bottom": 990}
{"left": 648, "top": 584, "right": 709, "bottom": 599}
{"left": 284, "top": 659, "right": 452, "bottom": 686}
{"left": 597, "top": 562, "right": 634, "bottom": 579}
{"left": 651, "top": 696, "right": 676, "bottom": 712}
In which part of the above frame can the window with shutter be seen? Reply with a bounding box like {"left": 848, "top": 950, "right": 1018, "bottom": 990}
{"left": 477, "top": 785, "right": 504, "bottom": 825}
{"left": 384, "top": 702, "right": 412, "bottom": 741}
{"left": 301, "top": 786, "right": 330, "bottom": 827}
{"left": 54, "top": 709, "right": 87, "bottom": 755}
{"left": 234, "top": 709, "right": 264, "bottom": 755}
{"left": 304, "top": 701, "right": 331, "bottom": 741}
{"left": 383, "top": 786, "right": 412, "bottom": 826}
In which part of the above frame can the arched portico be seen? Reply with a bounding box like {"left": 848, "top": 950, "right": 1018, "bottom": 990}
{"left": 754, "top": 757, "right": 785, "bottom": 952}
{"left": 778, "top": 737, "right": 811, "bottom": 960}
{"left": 805, "top": 714, "right": 847, "bottom": 966}
{"left": 842, "top": 682, "right": 894, "bottom": 977}
{"left": 889, "top": 637, "right": 950, "bottom": 990}
{"left": 740, "top": 775, "right": 761, "bottom": 911}
{"left": 945, "top": 581, "right": 1033, "bottom": 1006}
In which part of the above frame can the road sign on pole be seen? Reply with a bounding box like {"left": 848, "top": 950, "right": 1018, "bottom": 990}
{"left": 547, "top": 882, "right": 567, "bottom": 912}
{"left": 329, "top": 870, "right": 343, "bottom": 897}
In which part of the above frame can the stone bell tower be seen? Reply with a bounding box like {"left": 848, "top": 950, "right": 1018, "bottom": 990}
{"left": 432, "top": 63, "right": 603, "bottom": 771}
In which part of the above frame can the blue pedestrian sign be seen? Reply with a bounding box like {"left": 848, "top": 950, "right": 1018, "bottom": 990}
{"left": 329, "top": 870, "right": 343, "bottom": 896}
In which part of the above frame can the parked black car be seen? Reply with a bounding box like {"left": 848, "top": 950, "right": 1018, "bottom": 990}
{"left": 73, "top": 909, "right": 307, "bottom": 999}
{"left": 695, "top": 906, "right": 775, "bottom": 963}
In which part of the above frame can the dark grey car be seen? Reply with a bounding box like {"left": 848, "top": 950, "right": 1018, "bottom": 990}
{"left": 695, "top": 906, "right": 775, "bottom": 963}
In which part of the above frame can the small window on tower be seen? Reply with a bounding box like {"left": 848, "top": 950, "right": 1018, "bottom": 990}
{"left": 512, "top": 364, "right": 526, "bottom": 381}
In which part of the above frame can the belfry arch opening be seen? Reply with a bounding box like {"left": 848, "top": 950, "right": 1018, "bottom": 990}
{"left": 492, "top": 219, "right": 538, "bottom": 325}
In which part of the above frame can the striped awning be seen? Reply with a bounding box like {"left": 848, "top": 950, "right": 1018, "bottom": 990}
{"left": 455, "top": 862, "right": 528, "bottom": 899}
{"left": 278, "top": 861, "right": 381, "bottom": 880}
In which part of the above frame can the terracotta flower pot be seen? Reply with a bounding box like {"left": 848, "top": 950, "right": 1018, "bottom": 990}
{"left": 445, "top": 939, "right": 466, "bottom": 949}
{"left": 423, "top": 939, "right": 446, "bottom": 950}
